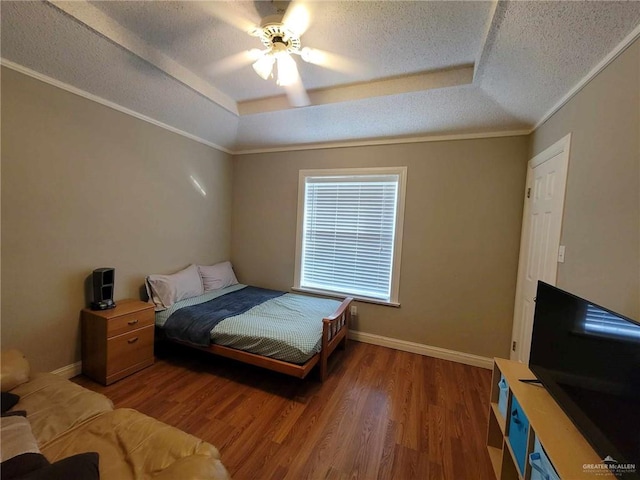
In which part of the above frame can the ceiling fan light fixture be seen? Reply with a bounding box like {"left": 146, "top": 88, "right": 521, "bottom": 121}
{"left": 250, "top": 21, "right": 304, "bottom": 85}
{"left": 252, "top": 55, "right": 275, "bottom": 80}
{"left": 258, "top": 22, "right": 300, "bottom": 52}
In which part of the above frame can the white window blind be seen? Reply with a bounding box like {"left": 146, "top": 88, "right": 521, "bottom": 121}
{"left": 299, "top": 173, "right": 401, "bottom": 302}
{"left": 584, "top": 304, "right": 640, "bottom": 340}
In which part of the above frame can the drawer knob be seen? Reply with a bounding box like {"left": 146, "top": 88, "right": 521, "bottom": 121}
{"left": 127, "top": 319, "right": 139, "bottom": 325}
{"left": 127, "top": 337, "right": 139, "bottom": 344}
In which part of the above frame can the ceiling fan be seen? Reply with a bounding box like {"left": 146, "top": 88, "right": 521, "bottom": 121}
{"left": 203, "top": 1, "right": 358, "bottom": 108}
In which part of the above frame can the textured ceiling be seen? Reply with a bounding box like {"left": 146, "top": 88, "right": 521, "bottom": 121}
{"left": 89, "top": 1, "right": 491, "bottom": 99}
{"left": 2, "top": 1, "right": 640, "bottom": 152}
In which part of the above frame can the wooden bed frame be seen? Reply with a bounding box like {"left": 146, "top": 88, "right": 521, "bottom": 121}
{"left": 164, "top": 296, "right": 353, "bottom": 382}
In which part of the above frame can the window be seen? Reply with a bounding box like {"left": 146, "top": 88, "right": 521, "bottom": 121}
{"left": 294, "top": 167, "right": 407, "bottom": 305}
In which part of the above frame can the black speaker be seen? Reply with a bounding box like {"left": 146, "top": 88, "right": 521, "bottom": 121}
{"left": 91, "top": 268, "right": 116, "bottom": 310}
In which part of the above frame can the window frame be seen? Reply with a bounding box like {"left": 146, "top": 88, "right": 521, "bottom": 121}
{"left": 293, "top": 166, "right": 407, "bottom": 307}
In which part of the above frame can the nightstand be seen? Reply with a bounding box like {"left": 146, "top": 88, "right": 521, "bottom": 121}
{"left": 81, "top": 299, "right": 155, "bottom": 385}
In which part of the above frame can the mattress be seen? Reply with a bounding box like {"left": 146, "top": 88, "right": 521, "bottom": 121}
{"left": 156, "top": 285, "right": 341, "bottom": 364}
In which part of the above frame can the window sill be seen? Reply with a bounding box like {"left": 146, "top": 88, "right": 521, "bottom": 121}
{"left": 291, "top": 287, "right": 400, "bottom": 308}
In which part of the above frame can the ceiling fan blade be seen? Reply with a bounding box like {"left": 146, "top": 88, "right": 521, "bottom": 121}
{"left": 276, "top": 57, "right": 309, "bottom": 107}
{"left": 282, "top": 0, "right": 311, "bottom": 37}
{"left": 284, "top": 76, "right": 310, "bottom": 107}
{"left": 300, "top": 48, "right": 366, "bottom": 76}
{"left": 196, "top": 2, "right": 260, "bottom": 34}
{"left": 208, "top": 50, "right": 264, "bottom": 77}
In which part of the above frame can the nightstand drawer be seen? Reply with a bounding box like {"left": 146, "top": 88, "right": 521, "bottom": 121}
{"left": 106, "top": 326, "right": 154, "bottom": 376}
{"left": 107, "top": 308, "right": 154, "bottom": 338}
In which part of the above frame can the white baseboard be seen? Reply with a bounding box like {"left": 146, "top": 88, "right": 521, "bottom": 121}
{"left": 47, "top": 336, "right": 493, "bottom": 378}
{"left": 348, "top": 330, "right": 493, "bottom": 369}
{"left": 51, "top": 361, "right": 82, "bottom": 379}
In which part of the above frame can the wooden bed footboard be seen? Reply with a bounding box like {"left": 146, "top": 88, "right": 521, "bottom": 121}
{"left": 160, "top": 295, "right": 353, "bottom": 382}
{"left": 319, "top": 297, "right": 353, "bottom": 381}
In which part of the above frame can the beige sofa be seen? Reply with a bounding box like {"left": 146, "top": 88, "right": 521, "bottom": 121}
{"left": 1, "top": 350, "right": 230, "bottom": 480}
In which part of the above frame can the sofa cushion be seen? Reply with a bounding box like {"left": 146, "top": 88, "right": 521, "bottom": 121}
{"left": 42, "top": 408, "right": 229, "bottom": 480}
{"left": 1, "top": 350, "right": 30, "bottom": 392}
{"left": 9, "top": 373, "right": 113, "bottom": 446}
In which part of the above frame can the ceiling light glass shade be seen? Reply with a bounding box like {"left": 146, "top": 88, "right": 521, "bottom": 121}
{"left": 252, "top": 55, "right": 275, "bottom": 80}
{"left": 276, "top": 54, "right": 298, "bottom": 86}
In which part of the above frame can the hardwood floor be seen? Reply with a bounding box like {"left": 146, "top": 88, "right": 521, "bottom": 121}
{"left": 74, "top": 340, "right": 495, "bottom": 480}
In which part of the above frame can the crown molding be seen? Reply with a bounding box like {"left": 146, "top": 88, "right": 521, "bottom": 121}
{"left": 233, "top": 129, "right": 532, "bottom": 155}
{"left": 533, "top": 22, "right": 640, "bottom": 131}
{"left": 1, "top": 59, "right": 234, "bottom": 155}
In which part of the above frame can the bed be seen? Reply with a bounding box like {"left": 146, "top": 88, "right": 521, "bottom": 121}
{"left": 150, "top": 270, "right": 352, "bottom": 381}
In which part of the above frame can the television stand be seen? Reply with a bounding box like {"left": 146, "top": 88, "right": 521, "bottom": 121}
{"left": 487, "top": 358, "right": 614, "bottom": 479}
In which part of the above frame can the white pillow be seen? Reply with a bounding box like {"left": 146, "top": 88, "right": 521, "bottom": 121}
{"left": 197, "top": 261, "right": 238, "bottom": 292}
{"left": 146, "top": 264, "right": 204, "bottom": 310}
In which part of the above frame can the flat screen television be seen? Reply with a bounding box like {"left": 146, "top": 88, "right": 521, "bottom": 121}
{"left": 529, "top": 282, "right": 640, "bottom": 477}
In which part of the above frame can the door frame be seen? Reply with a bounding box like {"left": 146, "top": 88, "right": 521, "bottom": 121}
{"left": 510, "top": 133, "right": 571, "bottom": 362}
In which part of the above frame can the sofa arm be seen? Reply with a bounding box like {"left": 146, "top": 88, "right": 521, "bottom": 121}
{"left": 1, "top": 349, "right": 30, "bottom": 392}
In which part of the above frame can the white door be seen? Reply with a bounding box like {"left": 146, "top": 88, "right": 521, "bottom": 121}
{"left": 511, "top": 134, "right": 571, "bottom": 363}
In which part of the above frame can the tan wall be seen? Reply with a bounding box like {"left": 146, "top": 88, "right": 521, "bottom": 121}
{"left": 530, "top": 39, "right": 640, "bottom": 319}
{"left": 231, "top": 137, "right": 529, "bottom": 359}
{"left": 1, "top": 67, "right": 233, "bottom": 372}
